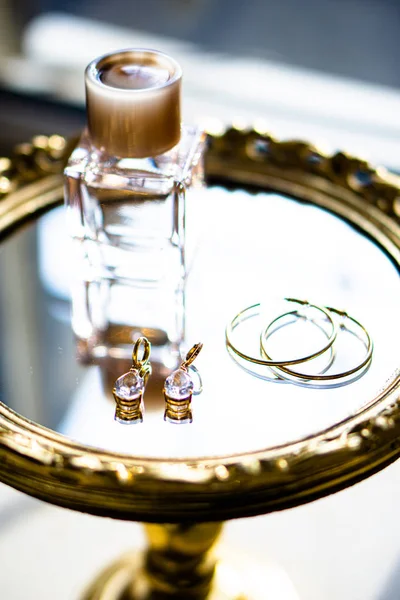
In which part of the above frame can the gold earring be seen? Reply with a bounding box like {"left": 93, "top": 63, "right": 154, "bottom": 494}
{"left": 226, "top": 299, "right": 337, "bottom": 368}
{"left": 163, "top": 343, "right": 203, "bottom": 424}
{"left": 261, "top": 307, "right": 373, "bottom": 385}
{"left": 113, "top": 337, "right": 152, "bottom": 424}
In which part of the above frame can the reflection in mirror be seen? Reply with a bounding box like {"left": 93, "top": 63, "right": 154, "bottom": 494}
{"left": 0, "top": 186, "right": 399, "bottom": 458}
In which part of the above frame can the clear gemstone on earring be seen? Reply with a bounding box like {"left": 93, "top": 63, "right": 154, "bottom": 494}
{"left": 164, "top": 369, "right": 194, "bottom": 400}
{"left": 114, "top": 370, "right": 144, "bottom": 400}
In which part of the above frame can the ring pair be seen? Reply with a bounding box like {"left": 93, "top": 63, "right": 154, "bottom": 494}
{"left": 226, "top": 298, "right": 373, "bottom": 386}
{"left": 113, "top": 338, "right": 203, "bottom": 424}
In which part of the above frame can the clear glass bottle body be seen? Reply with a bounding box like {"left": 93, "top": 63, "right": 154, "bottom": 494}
{"left": 64, "top": 125, "right": 204, "bottom": 365}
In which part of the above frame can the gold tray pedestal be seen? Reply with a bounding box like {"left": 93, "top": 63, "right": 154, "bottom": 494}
{"left": 82, "top": 523, "right": 225, "bottom": 600}
{"left": 0, "top": 127, "right": 400, "bottom": 600}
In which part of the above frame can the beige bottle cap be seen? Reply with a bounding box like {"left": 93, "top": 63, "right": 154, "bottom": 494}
{"left": 85, "top": 48, "right": 182, "bottom": 158}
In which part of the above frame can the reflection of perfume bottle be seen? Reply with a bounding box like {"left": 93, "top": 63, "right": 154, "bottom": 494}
{"left": 64, "top": 49, "right": 205, "bottom": 365}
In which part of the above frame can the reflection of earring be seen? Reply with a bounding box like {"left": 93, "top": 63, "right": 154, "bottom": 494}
{"left": 113, "top": 337, "right": 152, "bottom": 424}
{"left": 164, "top": 343, "right": 203, "bottom": 424}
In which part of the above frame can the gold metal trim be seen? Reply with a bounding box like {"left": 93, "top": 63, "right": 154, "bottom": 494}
{"left": 0, "top": 128, "right": 399, "bottom": 522}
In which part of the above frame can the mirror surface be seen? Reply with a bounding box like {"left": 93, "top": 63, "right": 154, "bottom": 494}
{"left": 0, "top": 185, "right": 398, "bottom": 458}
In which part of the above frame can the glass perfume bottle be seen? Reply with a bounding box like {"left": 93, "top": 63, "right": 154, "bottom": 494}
{"left": 64, "top": 49, "right": 205, "bottom": 366}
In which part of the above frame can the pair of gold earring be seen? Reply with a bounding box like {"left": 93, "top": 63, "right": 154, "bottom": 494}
{"left": 113, "top": 337, "right": 203, "bottom": 424}
{"left": 226, "top": 298, "right": 373, "bottom": 387}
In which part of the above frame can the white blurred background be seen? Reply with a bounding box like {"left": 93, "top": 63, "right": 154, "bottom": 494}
{"left": 1, "top": 2, "right": 400, "bottom": 599}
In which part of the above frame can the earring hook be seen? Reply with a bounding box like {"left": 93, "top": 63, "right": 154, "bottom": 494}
{"left": 181, "top": 342, "right": 203, "bottom": 371}
{"left": 132, "top": 337, "right": 151, "bottom": 369}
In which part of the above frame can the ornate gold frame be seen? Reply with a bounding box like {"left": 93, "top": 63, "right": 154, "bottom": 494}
{"left": 0, "top": 128, "right": 399, "bottom": 523}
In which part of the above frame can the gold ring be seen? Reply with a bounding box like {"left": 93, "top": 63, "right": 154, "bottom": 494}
{"left": 261, "top": 307, "right": 373, "bottom": 383}
{"left": 227, "top": 311, "right": 337, "bottom": 382}
{"left": 226, "top": 299, "right": 337, "bottom": 367}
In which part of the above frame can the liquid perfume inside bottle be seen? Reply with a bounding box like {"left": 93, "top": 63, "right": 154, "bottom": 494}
{"left": 64, "top": 49, "right": 204, "bottom": 366}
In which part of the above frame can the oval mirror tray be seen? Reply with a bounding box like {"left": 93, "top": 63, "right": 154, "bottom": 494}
{"left": 0, "top": 128, "right": 399, "bottom": 524}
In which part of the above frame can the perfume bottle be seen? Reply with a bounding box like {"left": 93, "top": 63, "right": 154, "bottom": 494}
{"left": 64, "top": 49, "right": 205, "bottom": 365}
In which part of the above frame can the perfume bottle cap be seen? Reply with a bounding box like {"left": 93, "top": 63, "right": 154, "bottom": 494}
{"left": 85, "top": 48, "right": 182, "bottom": 158}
